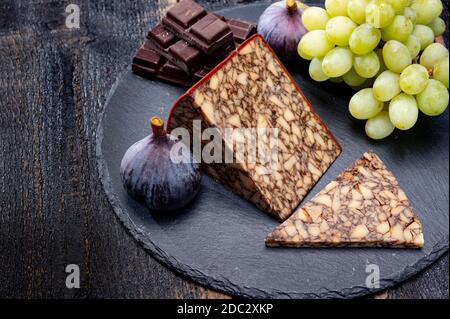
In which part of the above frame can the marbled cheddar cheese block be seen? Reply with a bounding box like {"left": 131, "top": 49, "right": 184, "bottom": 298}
{"left": 266, "top": 151, "right": 424, "bottom": 247}
{"left": 167, "top": 35, "right": 341, "bottom": 221}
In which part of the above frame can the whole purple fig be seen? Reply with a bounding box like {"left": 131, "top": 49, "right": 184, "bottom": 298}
{"left": 120, "top": 116, "right": 201, "bottom": 211}
{"left": 257, "top": 0, "right": 308, "bottom": 61}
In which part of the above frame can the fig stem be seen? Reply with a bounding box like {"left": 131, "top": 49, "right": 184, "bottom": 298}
{"left": 286, "top": 0, "right": 297, "bottom": 10}
{"left": 150, "top": 116, "right": 166, "bottom": 137}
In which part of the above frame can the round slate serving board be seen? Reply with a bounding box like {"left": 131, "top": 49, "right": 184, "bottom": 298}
{"left": 96, "top": 3, "right": 449, "bottom": 298}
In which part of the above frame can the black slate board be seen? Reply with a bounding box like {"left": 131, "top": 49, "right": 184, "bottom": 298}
{"left": 96, "top": 3, "right": 449, "bottom": 298}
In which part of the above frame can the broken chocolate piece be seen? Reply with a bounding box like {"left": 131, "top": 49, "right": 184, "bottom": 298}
{"left": 163, "top": 0, "right": 234, "bottom": 54}
{"left": 132, "top": 41, "right": 205, "bottom": 87}
{"left": 146, "top": 23, "right": 234, "bottom": 74}
{"left": 133, "top": 13, "right": 257, "bottom": 87}
{"left": 265, "top": 151, "right": 424, "bottom": 248}
{"left": 132, "top": 0, "right": 256, "bottom": 86}
{"left": 168, "top": 35, "right": 341, "bottom": 221}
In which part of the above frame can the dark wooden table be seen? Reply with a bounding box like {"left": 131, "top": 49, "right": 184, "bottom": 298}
{"left": 0, "top": 0, "right": 448, "bottom": 299}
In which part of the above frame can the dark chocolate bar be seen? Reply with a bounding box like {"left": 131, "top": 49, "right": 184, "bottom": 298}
{"left": 132, "top": 41, "right": 206, "bottom": 87}
{"left": 162, "top": 0, "right": 234, "bottom": 54}
{"left": 133, "top": 16, "right": 256, "bottom": 87}
{"left": 147, "top": 23, "right": 234, "bottom": 74}
{"left": 132, "top": 0, "right": 257, "bottom": 87}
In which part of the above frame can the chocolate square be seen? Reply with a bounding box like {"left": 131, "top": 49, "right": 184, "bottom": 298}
{"left": 166, "top": 0, "right": 206, "bottom": 28}
{"left": 147, "top": 23, "right": 177, "bottom": 49}
{"left": 161, "top": 60, "right": 190, "bottom": 77}
{"left": 190, "top": 14, "right": 229, "bottom": 44}
{"left": 133, "top": 47, "right": 163, "bottom": 69}
{"left": 169, "top": 40, "right": 201, "bottom": 65}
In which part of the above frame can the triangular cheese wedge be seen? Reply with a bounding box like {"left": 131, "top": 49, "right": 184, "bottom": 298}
{"left": 266, "top": 151, "right": 424, "bottom": 248}
{"left": 168, "top": 35, "right": 341, "bottom": 221}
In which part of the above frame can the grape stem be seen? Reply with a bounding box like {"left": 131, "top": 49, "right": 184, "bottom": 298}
{"left": 150, "top": 116, "right": 166, "bottom": 137}
{"left": 286, "top": 0, "right": 298, "bottom": 11}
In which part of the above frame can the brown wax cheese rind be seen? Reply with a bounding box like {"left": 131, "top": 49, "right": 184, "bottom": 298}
{"left": 168, "top": 35, "right": 341, "bottom": 221}
{"left": 266, "top": 151, "right": 424, "bottom": 248}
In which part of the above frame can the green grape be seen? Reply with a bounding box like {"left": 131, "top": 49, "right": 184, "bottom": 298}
{"left": 382, "top": 40, "right": 412, "bottom": 73}
{"left": 298, "top": 30, "right": 334, "bottom": 58}
{"left": 365, "top": 0, "right": 395, "bottom": 28}
{"left": 309, "top": 58, "right": 330, "bottom": 82}
{"left": 322, "top": 47, "right": 354, "bottom": 77}
{"left": 365, "top": 111, "right": 395, "bottom": 139}
{"left": 403, "top": 7, "right": 417, "bottom": 24}
{"left": 343, "top": 68, "right": 367, "bottom": 86}
{"left": 416, "top": 79, "right": 449, "bottom": 116}
{"left": 373, "top": 70, "right": 401, "bottom": 101}
{"left": 428, "top": 17, "right": 446, "bottom": 37}
{"left": 411, "top": 0, "right": 443, "bottom": 25}
{"left": 302, "top": 7, "right": 330, "bottom": 31}
{"left": 347, "top": 0, "right": 370, "bottom": 24}
{"left": 385, "top": 0, "right": 409, "bottom": 14}
{"left": 349, "top": 88, "right": 384, "bottom": 120}
{"left": 399, "top": 64, "right": 429, "bottom": 94}
{"left": 354, "top": 51, "right": 380, "bottom": 78}
{"left": 330, "top": 76, "right": 344, "bottom": 83}
{"left": 349, "top": 24, "right": 382, "bottom": 55}
{"left": 412, "top": 24, "right": 435, "bottom": 50}
{"left": 325, "top": 0, "right": 349, "bottom": 17}
{"left": 389, "top": 93, "right": 419, "bottom": 130}
{"left": 325, "top": 16, "right": 357, "bottom": 46}
{"left": 433, "top": 57, "right": 449, "bottom": 88}
{"left": 404, "top": 35, "right": 421, "bottom": 59}
{"left": 420, "top": 43, "right": 449, "bottom": 70}
{"left": 381, "top": 15, "right": 414, "bottom": 42}
{"left": 298, "top": 46, "right": 313, "bottom": 60}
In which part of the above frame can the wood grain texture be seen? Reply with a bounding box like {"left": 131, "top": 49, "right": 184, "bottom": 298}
{"left": 0, "top": 0, "right": 447, "bottom": 299}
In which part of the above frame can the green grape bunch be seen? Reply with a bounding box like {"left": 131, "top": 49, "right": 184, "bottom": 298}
{"left": 299, "top": 0, "right": 449, "bottom": 140}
